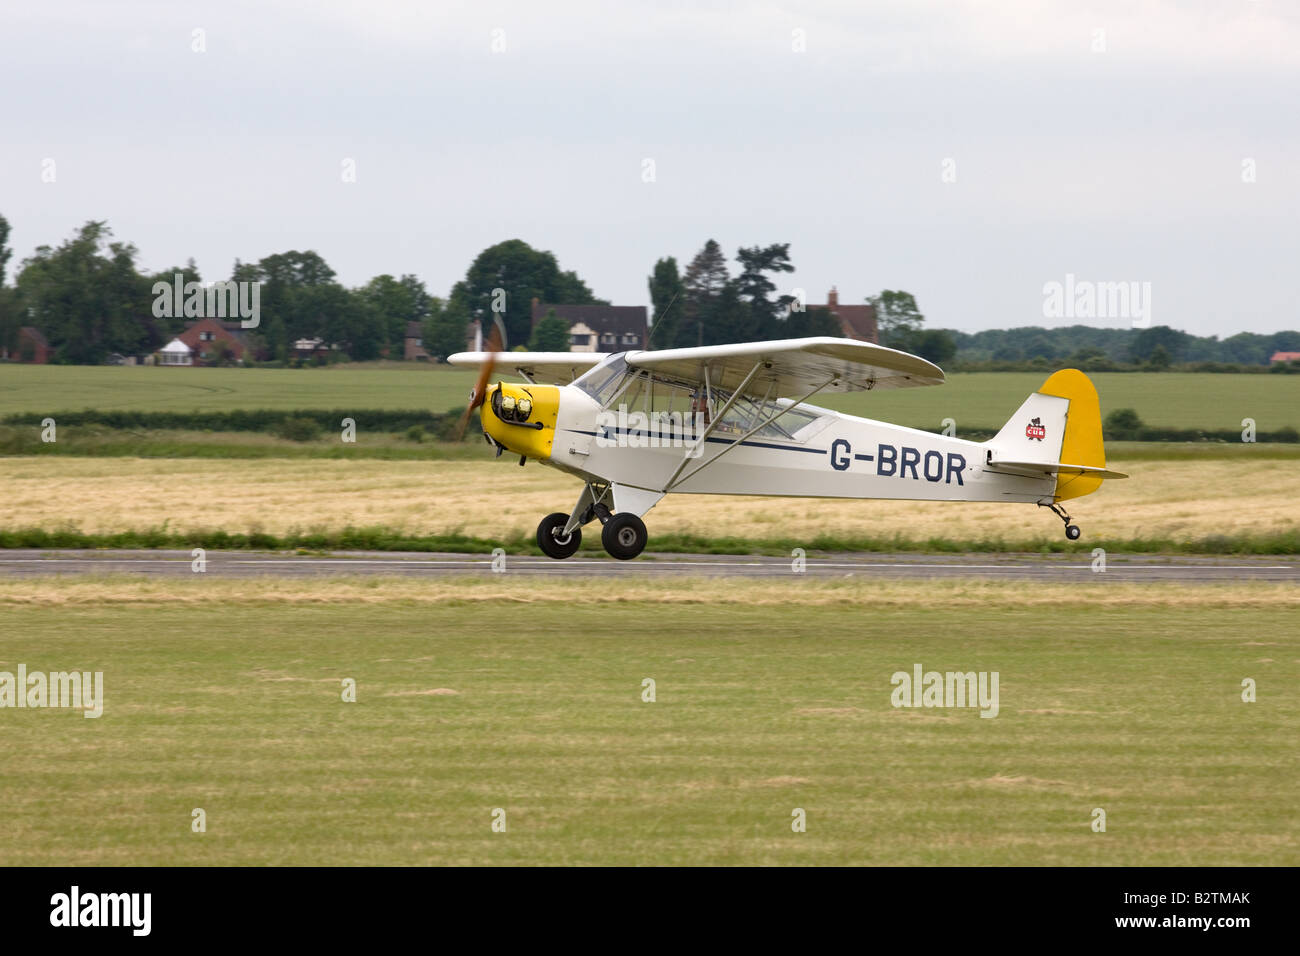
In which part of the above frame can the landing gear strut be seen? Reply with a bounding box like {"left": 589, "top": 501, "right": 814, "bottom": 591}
{"left": 536, "top": 481, "right": 652, "bottom": 560}
{"left": 1041, "top": 502, "right": 1082, "bottom": 540}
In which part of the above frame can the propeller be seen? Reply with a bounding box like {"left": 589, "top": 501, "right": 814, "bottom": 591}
{"left": 455, "top": 316, "right": 507, "bottom": 440}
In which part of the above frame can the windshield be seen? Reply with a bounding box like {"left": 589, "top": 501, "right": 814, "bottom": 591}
{"left": 573, "top": 353, "right": 630, "bottom": 404}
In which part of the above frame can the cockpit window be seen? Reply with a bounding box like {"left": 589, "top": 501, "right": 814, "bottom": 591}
{"left": 573, "top": 354, "right": 630, "bottom": 405}
{"left": 573, "top": 354, "right": 828, "bottom": 443}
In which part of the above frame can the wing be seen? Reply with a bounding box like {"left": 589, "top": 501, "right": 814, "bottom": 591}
{"left": 446, "top": 351, "right": 609, "bottom": 386}
{"left": 623, "top": 336, "right": 944, "bottom": 399}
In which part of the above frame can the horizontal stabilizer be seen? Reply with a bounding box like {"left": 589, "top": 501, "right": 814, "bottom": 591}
{"left": 985, "top": 459, "right": 1128, "bottom": 480}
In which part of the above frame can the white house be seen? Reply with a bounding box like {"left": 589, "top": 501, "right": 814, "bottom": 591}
{"left": 157, "top": 338, "right": 193, "bottom": 366}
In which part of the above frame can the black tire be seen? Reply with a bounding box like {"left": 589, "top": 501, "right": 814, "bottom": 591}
{"left": 602, "top": 513, "right": 647, "bottom": 560}
{"left": 537, "top": 512, "right": 581, "bottom": 559}
{"left": 1065, "top": 524, "right": 1082, "bottom": 540}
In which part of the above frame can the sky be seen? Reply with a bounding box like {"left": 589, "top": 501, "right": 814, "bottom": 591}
{"left": 2, "top": 0, "right": 1297, "bottom": 335}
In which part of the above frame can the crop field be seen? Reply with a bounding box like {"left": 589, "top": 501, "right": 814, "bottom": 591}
{"left": 2, "top": 365, "right": 1297, "bottom": 431}
{"left": 0, "top": 577, "right": 1294, "bottom": 866}
{"left": 1, "top": 452, "right": 1294, "bottom": 552}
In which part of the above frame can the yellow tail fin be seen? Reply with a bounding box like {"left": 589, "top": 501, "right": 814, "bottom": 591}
{"left": 1038, "top": 369, "right": 1106, "bottom": 501}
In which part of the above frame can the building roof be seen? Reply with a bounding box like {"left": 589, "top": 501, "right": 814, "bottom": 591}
{"left": 19, "top": 326, "right": 49, "bottom": 346}
{"left": 1270, "top": 351, "right": 1300, "bottom": 362}
{"left": 802, "top": 287, "right": 878, "bottom": 342}
{"left": 828, "top": 304, "right": 877, "bottom": 341}
{"left": 159, "top": 338, "right": 192, "bottom": 354}
{"left": 530, "top": 302, "right": 648, "bottom": 335}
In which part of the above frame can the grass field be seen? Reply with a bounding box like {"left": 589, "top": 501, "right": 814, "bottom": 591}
{"left": 2, "top": 364, "right": 1297, "bottom": 431}
{"left": 0, "top": 577, "right": 1293, "bottom": 866}
{"left": 1, "top": 453, "right": 1294, "bottom": 552}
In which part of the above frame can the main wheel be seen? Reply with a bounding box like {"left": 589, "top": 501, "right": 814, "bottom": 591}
{"left": 601, "top": 513, "right": 647, "bottom": 560}
{"left": 537, "top": 512, "right": 581, "bottom": 559}
{"left": 1065, "top": 524, "right": 1081, "bottom": 540}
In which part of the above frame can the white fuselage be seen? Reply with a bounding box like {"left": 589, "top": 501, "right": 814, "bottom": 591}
{"left": 544, "top": 385, "right": 1055, "bottom": 505}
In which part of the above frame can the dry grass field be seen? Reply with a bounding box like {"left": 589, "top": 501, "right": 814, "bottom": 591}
{"left": 0, "top": 453, "right": 1293, "bottom": 547}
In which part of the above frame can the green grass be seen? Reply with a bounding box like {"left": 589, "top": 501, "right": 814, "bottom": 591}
{"left": 0, "top": 523, "right": 1296, "bottom": 555}
{"left": 0, "top": 426, "right": 489, "bottom": 460}
{"left": 2, "top": 366, "right": 1297, "bottom": 431}
{"left": 0, "top": 363, "right": 481, "bottom": 415}
{"left": 818, "top": 371, "right": 1300, "bottom": 432}
{"left": 1, "top": 596, "right": 1293, "bottom": 864}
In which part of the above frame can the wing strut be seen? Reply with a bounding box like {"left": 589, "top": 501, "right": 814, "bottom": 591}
{"left": 664, "top": 375, "right": 837, "bottom": 491}
{"left": 660, "top": 360, "right": 763, "bottom": 490}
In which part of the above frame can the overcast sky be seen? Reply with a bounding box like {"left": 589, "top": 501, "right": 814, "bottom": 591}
{"left": 3, "top": 1, "right": 1297, "bottom": 335}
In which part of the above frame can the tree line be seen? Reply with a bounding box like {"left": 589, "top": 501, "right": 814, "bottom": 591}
{"left": 0, "top": 219, "right": 601, "bottom": 365}
{"left": 1, "top": 214, "right": 1294, "bottom": 368}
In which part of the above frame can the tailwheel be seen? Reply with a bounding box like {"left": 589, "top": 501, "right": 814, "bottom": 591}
{"left": 1041, "top": 502, "right": 1081, "bottom": 541}
{"left": 601, "top": 513, "right": 648, "bottom": 560}
{"left": 537, "top": 512, "right": 581, "bottom": 560}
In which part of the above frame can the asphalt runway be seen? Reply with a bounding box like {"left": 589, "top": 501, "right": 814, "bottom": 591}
{"left": 0, "top": 549, "right": 1294, "bottom": 582}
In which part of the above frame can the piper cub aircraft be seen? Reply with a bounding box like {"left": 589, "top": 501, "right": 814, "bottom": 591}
{"left": 448, "top": 337, "right": 1126, "bottom": 560}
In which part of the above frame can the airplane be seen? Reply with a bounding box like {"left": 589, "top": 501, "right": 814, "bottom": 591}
{"left": 448, "top": 336, "right": 1127, "bottom": 560}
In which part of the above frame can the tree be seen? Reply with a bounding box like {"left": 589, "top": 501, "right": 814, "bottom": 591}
{"left": 679, "top": 240, "right": 729, "bottom": 347}
{"left": 146, "top": 258, "right": 202, "bottom": 340}
{"left": 707, "top": 281, "right": 751, "bottom": 346}
{"left": 528, "top": 309, "right": 571, "bottom": 351}
{"left": 451, "top": 239, "right": 602, "bottom": 348}
{"left": 0, "top": 214, "right": 15, "bottom": 356}
{"left": 1130, "top": 325, "right": 1188, "bottom": 364}
{"left": 0, "top": 213, "right": 11, "bottom": 286}
{"left": 646, "top": 257, "right": 685, "bottom": 350}
{"left": 360, "top": 273, "right": 431, "bottom": 354}
{"left": 1104, "top": 408, "right": 1144, "bottom": 440}
{"left": 868, "top": 290, "right": 925, "bottom": 352}
{"left": 236, "top": 250, "right": 350, "bottom": 361}
{"left": 911, "top": 328, "right": 957, "bottom": 366}
{"left": 1065, "top": 346, "right": 1115, "bottom": 371}
{"left": 1144, "top": 343, "right": 1171, "bottom": 370}
{"left": 732, "top": 243, "right": 796, "bottom": 342}
{"left": 423, "top": 297, "right": 469, "bottom": 361}
{"left": 15, "top": 221, "right": 154, "bottom": 363}
{"left": 783, "top": 305, "right": 843, "bottom": 339}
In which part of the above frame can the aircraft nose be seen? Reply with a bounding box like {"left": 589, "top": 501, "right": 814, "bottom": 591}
{"left": 479, "top": 383, "right": 560, "bottom": 461}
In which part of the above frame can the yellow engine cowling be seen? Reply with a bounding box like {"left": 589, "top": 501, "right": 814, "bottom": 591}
{"left": 480, "top": 383, "right": 560, "bottom": 460}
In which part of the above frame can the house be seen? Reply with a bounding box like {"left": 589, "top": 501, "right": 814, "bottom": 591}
{"left": 1269, "top": 351, "right": 1300, "bottom": 364}
{"left": 806, "top": 288, "right": 878, "bottom": 343}
{"left": 177, "top": 317, "right": 251, "bottom": 364}
{"left": 530, "top": 299, "right": 648, "bottom": 352}
{"left": 291, "top": 337, "right": 332, "bottom": 361}
{"left": 404, "top": 321, "right": 430, "bottom": 361}
{"left": 156, "top": 338, "right": 193, "bottom": 366}
{"left": 13, "top": 327, "right": 52, "bottom": 364}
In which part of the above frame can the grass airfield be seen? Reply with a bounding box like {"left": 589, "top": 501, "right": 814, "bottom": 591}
{"left": 0, "top": 578, "right": 1294, "bottom": 866}
{"left": 2, "top": 364, "right": 1296, "bottom": 866}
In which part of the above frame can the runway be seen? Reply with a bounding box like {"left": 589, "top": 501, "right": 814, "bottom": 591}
{"left": 0, "top": 549, "right": 1294, "bottom": 582}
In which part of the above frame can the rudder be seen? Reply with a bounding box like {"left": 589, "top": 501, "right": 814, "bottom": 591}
{"left": 1038, "top": 369, "right": 1106, "bottom": 501}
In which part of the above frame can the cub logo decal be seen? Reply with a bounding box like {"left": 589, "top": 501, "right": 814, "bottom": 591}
{"left": 1025, "top": 416, "right": 1046, "bottom": 441}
